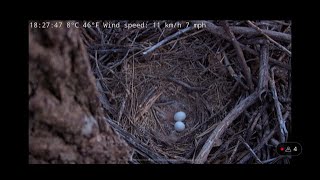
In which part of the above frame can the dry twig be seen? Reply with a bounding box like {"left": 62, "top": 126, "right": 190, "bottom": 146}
{"left": 221, "top": 21, "right": 254, "bottom": 92}
{"left": 258, "top": 43, "right": 270, "bottom": 100}
{"left": 239, "top": 136, "right": 262, "bottom": 164}
{"left": 142, "top": 26, "right": 193, "bottom": 55}
{"left": 196, "top": 20, "right": 291, "bottom": 42}
{"left": 269, "top": 67, "right": 288, "bottom": 142}
{"left": 222, "top": 52, "right": 249, "bottom": 91}
{"left": 194, "top": 91, "right": 259, "bottom": 164}
{"left": 237, "top": 124, "right": 278, "bottom": 164}
{"left": 247, "top": 20, "right": 291, "bottom": 56}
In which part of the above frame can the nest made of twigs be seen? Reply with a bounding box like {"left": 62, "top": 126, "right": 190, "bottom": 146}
{"left": 82, "top": 20, "right": 292, "bottom": 164}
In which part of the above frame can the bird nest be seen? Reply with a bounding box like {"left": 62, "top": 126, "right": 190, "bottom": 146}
{"left": 82, "top": 20, "right": 292, "bottom": 164}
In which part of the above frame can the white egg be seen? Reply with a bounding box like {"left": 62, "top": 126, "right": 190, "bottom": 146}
{"left": 174, "top": 111, "right": 186, "bottom": 121}
{"left": 174, "top": 121, "right": 185, "bottom": 132}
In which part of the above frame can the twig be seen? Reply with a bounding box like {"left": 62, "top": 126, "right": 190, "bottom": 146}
{"left": 227, "top": 139, "right": 240, "bottom": 164}
{"left": 258, "top": 43, "right": 270, "bottom": 100}
{"left": 142, "top": 26, "right": 193, "bottom": 55}
{"left": 194, "top": 91, "right": 259, "bottom": 164}
{"left": 229, "top": 81, "right": 240, "bottom": 95}
{"left": 206, "top": 137, "right": 234, "bottom": 163}
{"left": 237, "top": 124, "right": 278, "bottom": 164}
{"left": 269, "top": 58, "right": 291, "bottom": 70}
{"left": 95, "top": 51, "right": 115, "bottom": 114}
{"left": 95, "top": 50, "right": 104, "bottom": 79}
{"left": 107, "top": 31, "right": 139, "bottom": 71}
{"left": 247, "top": 20, "right": 291, "bottom": 56}
{"left": 240, "top": 45, "right": 290, "bottom": 71}
{"left": 196, "top": 123, "right": 219, "bottom": 139}
{"left": 261, "top": 156, "right": 283, "bottom": 164}
{"left": 87, "top": 27, "right": 99, "bottom": 38}
{"left": 139, "top": 86, "right": 158, "bottom": 108}
{"left": 118, "top": 93, "right": 129, "bottom": 122}
{"left": 239, "top": 136, "right": 262, "bottom": 164}
{"left": 166, "top": 77, "right": 207, "bottom": 92}
{"left": 96, "top": 80, "right": 113, "bottom": 113}
{"left": 269, "top": 67, "right": 288, "bottom": 142}
{"left": 196, "top": 20, "right": 291, "bottom": 42}
{"left": 260, "top": 103, "right": 271, "bottom": 137}
{"left": 270, "top": 138, "right": 280, "bottom": 147}
{"left": 221, "top": 21, "right": 254, "bottom": 92}
{"left": 245, "top": 111, "right": 261, "bottom": 142}
{"left": 196, "top": 21, "right": 290, "bottom": 71}
{"left": 222, "top": 52, "right": 249, "bottom": 90}
{"left": 135, "top": 89, "right": 163, "bottom": 121}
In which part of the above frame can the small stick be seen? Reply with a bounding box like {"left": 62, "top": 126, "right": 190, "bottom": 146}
{"left": 223, "top": 52, "right": 249, "bottom": 90}
{"left": 166, "top": 77, "right": 207, "bottom": 92}
{"left": 229, "top": 81, "right": 239, "bottom": 95}
{"left": 135, "top": 89, "right": 163, "bottom": 122}
{"left": 96, "top": 80, "right": 113, "bottom": 113}
{"left": 270, "top": 138, "right": 280, "bottom": 147}
{"left": 258, "top": 43, "right": 270, "bottom": 100}
{"left": 269, "top": 67, "right": 288, "bottom": 142}
{"left": 237, "top": 124, "right": 278, "bottom": 164}
{"left": 196, "top": 20, "right": 291, "bottom": 42}
{"left": 239, "top": 45, "right": 291, "bottom": 71}
{"left": 195, "top": 22, "right": 291, "bottom": 71}
{"left": 269, "top": 58, "right": 291, "bottom": 71}
{"left": 227, "top": 139, "right": 240, "bottom": 164}
{"left": 260, "top": 156, "right": 282, "bottom": 164}
{"left": 95, "top": 50, "right": 104, "bottom": 79}
{"left": 118, "top": 93, "right": 128, "bottom": 122}
{"left": 246, "top": 111, "right": 261, "bottom": 142}
{"left": 221, "top": 21, "right": 254, "bottom": 92}
{"left": 194, "top": 91, "right": 259, "bottom": 164}
{"left": 142, "top": 26, "right": 193, "bottom": 55}
{"left": 194, "top": 21, "right": 290, "bottom": 71}
{"left": 247, "top": 20, "right": 291, "bottom": 56}
{"left": 239, "top": 136, "right": 262, "bottom": 164}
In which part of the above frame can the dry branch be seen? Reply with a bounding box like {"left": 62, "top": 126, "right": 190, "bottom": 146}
{"left": 223, "top": 52, "right": 249, "bottom": 91}
{"left": 96, "top": 80, "right": 113, "bottom": 113}
{"left": 221, "top": 21, "right": 254, "bottom": 92}
{"left": 245, "top": 111, "right": 261, "bottom": 142}
{"left": 247, "top": 20, "right": 291, "bottom": 56}
{"left": 237, "top": 124, "right": 278, "bottom": 164}
{"left": 196, "top": 21, "right": 291, "bottom": 43}
{"left": 239, "top": 136, "right": 262, "bottom": 164}
{"left": 142, "top": 26, "right": 193, "bottom": 55}
{"left": 166, "top": 77, "right": 207, "bottom": 92}
{"left": 227, "top": 139, "right": 240, "bottom": 164}
{"left": 194, "top": 91, "right": 259, "bottom": 164}
{"left": 258, "top": 43, "right": 270, "bottom": 100}
{"left": 269, "top": 67, "right": 288, "bottom": 142}
{"left": 196, "top": 21, "right": 290, "bottom": 71}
